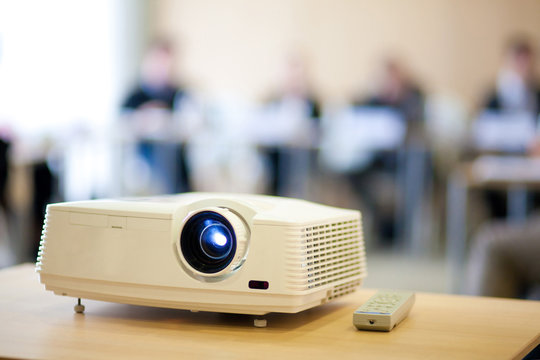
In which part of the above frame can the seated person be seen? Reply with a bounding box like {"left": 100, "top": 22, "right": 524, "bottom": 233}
{"left": 484, "top": 36, "right": 540, "bottom": 117}
{"left": 354, "top": 58, "right": 425, "bottom": 142}
{"left": 122, "top": 39, "right": 191, "bottom": 194}
{"left": 350, "top": 58, "right": 426, "bottom": 245}
{"left": 260, "top": 54, "right": 321, "bottom": 196}
{"left": 477, "top": 36, "right": 540, "bottom": 218}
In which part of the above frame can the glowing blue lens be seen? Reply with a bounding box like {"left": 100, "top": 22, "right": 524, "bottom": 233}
{"left": 181, "top": 211, "right": 237, "bottom": 274}
{"left": 199, "top": 224, "right": 233, "bottom": 259}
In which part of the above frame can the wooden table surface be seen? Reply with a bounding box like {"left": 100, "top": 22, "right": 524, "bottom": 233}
{"left": 1, "top": 264, "right": 539, "bottom": 359}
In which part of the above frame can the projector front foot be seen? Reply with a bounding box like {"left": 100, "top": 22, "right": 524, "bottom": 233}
{"left": 74, "top": 298, "right": 85, "bottom": 314}
{"left": 253, "top": 317, "right": 267, "bottom": 328}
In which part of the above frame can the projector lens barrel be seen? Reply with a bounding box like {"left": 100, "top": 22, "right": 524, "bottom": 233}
{"left": 181, "top": 211, "right": 237, "bottom": 274}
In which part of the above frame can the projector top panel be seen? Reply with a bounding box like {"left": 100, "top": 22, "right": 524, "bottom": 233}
{"left": 47, "top": 193, "right": 358, "bottom": 225}
{"left": 47, "top": 193, "right": 204, "bottom": 219}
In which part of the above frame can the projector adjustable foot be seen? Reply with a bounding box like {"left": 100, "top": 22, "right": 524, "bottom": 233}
{"left": 74, "top": 298, "right": 85, "bottom": 314}
{"left": 253, "top": 317, "right": 267, "bottom": 328}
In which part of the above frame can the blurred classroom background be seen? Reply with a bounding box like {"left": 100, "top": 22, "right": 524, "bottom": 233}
{"left": 1, "top": 0, "right": 540, "bottom": 299}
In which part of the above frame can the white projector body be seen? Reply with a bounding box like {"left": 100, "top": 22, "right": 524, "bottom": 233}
{"left": 37, "top": 193, "right": 367, "bottom": 315}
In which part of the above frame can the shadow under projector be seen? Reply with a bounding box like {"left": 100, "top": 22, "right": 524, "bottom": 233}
{"left": 37, "top": 193, "right": 367, "bottom": 317}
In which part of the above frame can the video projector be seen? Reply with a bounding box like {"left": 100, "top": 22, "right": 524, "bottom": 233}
{"left": 37, "top": 193, "right": 367, "bottom": 317}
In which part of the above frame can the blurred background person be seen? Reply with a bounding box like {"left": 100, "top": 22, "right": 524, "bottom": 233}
{"left": 0, "top": 133, "right": 10, "bottom": 215}
{"left": 346, "top": 57, "right": 427, "bottom": 247}
{"left": 484, "top": 36, "right": 540, "bottom": 118}
{"left": 0, "top": 129, "right": 11, "bottom": 266}
{"left": 122, "top": 39, "right": 192, "bottom": 195}
{"left": 31, "top": 148, "right": 56, "bottom": 259}
{"left": 354, "top": 58, "right": 425, "bottom": 141}
{"left": 257, "top": 53, "right": 321, "bottom": 197}
{"left": 474, "top": 36, "right": 540, "bottom": 219}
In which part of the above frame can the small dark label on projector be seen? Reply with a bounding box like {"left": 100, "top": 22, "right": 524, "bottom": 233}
{"left": 249, "top": 280, "right": 269, "bottom": 290}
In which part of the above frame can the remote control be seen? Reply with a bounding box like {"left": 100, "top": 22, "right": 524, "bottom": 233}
{"left": 353, "top": 290, "right": 415, "bottom": 331}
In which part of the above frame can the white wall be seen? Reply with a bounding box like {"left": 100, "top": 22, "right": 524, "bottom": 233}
{"left": 0, "top": 0, "right": 145, "bottom": 137}
{"left": 149, "top": 0, "right": 540, "bottom": 112}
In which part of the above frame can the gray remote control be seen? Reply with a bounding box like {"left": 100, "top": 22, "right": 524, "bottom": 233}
{"left": 353, "top": 290, "right": 415, "bottom": 331}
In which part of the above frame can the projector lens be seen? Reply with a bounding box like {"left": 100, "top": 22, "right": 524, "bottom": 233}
{"left": 200, "top": 224, "right": 233, "bottom": 259}
{"left": 181, "top": 211, "right": 236, "bottom": 274}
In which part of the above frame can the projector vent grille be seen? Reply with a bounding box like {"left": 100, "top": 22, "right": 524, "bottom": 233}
{"left": 327, "top": 279, "right": 362, "bottom": 301}
{"left": 285, "top": 217, "right": 366, "bottom": 291}
{"left": 35, "top": 209, "right": 50, "bottom": 271}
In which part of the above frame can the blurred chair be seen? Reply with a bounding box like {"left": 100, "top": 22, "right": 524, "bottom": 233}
{"left": 466, "top": 214, "right": 540, "bottom": 299}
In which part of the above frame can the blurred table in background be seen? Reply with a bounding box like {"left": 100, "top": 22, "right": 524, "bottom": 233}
{"left": 446, "top": 156, "right": 540, "bottom": 293}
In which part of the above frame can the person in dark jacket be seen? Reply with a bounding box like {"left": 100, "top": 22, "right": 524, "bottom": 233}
{"left": 262, "top": 55, "right": 321, "bottom": 196}
{"left": 480, "top": 36, "right": 540, "bottom": 218}
{"left": 351, "top": 58, "right": 426, "bottom": 246}
{"left": 484, "top": 36, "right": 540, "bottom": 118}
{"left": 122, "top": 40, "right": 191, "bottom": 194}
